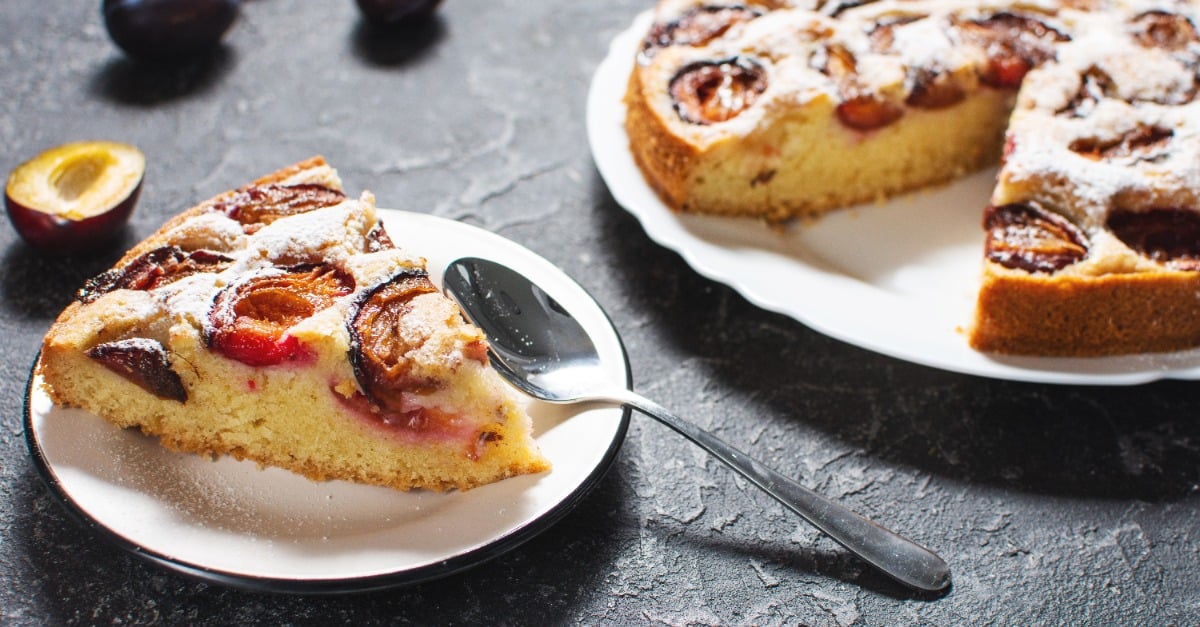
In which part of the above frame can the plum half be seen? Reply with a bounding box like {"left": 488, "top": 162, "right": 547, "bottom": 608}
{"left": 5, "top": 141, "right": 145, "bottom": 251}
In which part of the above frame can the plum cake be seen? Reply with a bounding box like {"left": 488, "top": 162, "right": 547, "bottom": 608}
{"left": 37, "top": 157, "right": 550, "bottom": 491}
{"left": 625, "top": 0, "right": 1200, "bottom": 356}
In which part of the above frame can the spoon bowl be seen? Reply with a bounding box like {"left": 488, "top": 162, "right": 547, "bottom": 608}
{"left": 444, "top": 256, "right": 951, "bottom": 592}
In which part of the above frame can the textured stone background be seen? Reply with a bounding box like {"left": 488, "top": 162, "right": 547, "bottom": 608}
{"left": 3, "top": 1, "right": 1199, "bottom": 624}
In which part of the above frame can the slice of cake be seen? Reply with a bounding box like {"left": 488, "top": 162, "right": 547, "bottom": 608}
{"left": 37, "top": 157, "right": 550, "bottom": 491}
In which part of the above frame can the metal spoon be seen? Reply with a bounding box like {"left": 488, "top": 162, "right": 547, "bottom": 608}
{"left": 443, "top": 257, "right": 951, "bottom": 592}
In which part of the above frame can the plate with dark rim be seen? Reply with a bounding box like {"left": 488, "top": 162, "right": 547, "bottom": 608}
{"left": 24, "top": 209, "right": 630, "bottom": 593}
{"left": 588, "top": 12, "right": 1200, "bottom": 385}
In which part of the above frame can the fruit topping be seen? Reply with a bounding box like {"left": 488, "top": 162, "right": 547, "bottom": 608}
{"left": 640, "top": 5, "right": 760, "bottom": 62}
{"left": 87, "top": 338, "right": 187, "bottom": 402}
{"left": 905, "top": 67, "right": 966, "bottom": 109}
{"left": 213, "top": 183, "right": 346, "bottom": 233}
{"left": 867, "top": 15, "right": 925, "bottom": 52}
{"left": 820, "top": 45, "right": 903, "bottom": 130}
{"left": 365, "top": 222, "right": 397, "bottom": 252}
{"left": 102, "top": 0, "right": 238, "bottom": 62}
{"left": 1057, "top": 65, "right": 1118, "bottom": 116}
{"left": 956, "top": 13, "right": 1069, "bottom": 88}
{"left": 669, "top": 57, "right": 767, "bottom": 125}
{"left": 1068, "top": 124, "right": 1173, "bottom": 162}
{"left": 983, "top": 202, "right": 1088, "bottom": 273}
{"left": 348, "top": 269, "right": 442, "bottom": 409}
{"left": 208, "top": 264, "right": 355, "bottom": 366}
{"left": 5, "top": 141, "right": 145, "bottom": 251}
{"left": 1131, "top": 10, "right": 1199, "bottom": 51}
{"left": 78, "top": 246, "right": 232, "bottom": 303}
{"left": 355, "top": 0, "right": 443, "bottom": 27}
{"left": 1108, "top": 208, "right": 1200, "bottom": 270}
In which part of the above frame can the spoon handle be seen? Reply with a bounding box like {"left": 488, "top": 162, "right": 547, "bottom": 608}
{"left": 604, "top": 388, "right": 950, "bottom": 592}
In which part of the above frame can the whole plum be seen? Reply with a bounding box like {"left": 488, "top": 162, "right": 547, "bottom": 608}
{"left": 103, "top": 0, "right": 239, "bottom": 61}
{"left": 355, "top": 0, "right": 443, "bottom": 27}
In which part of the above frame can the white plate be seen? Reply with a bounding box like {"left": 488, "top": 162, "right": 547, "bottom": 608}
{"left": 587, "top": 12, "right": 1200, "bottom": 385}
{"left": 24, "top": 209, "right": 631, "bottom": 593}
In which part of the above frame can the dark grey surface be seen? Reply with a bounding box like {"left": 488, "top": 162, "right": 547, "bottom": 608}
{"left": 2, "top": 1, "right": 1198, "bottom": 624}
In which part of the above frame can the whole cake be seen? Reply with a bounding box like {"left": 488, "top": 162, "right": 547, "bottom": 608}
{"left": 625, "top": 0, "right": 1200, "bottom": 356}
{"left": 37, "top": 157, "right": 550, "bottom": 491}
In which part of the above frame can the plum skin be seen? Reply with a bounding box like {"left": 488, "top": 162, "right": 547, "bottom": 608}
{"left": 6, "top": 182, "right": 141, "bottom": 251}
{"left": 102, "top": 0, "right": 239, "bottom": 61}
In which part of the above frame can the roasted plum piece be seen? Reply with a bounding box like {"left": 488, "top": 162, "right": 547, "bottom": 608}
{"left": 669, "top": 57, "right": 768, "bottom": 124}
{"left": 1131, "top": 10, "right": 1200, "bottom": 51}
{"left": 1108, "top": 208, "right": 1200, "bottom": 271}
{"left": 984, "top": 202, "right": 1088, "bottom": 273}
{"left": 905, "top": 67, "right": 967, "bottom": 109}
{"left": 1068, "top": 124, "right": 1173, "bottom": 162}
{"left": 78, "top": 246, "right": 232, "bottom": 303}
{"left": 213, "top": 183, "right": 346, "bottom": 233}
{"left": 87, "top": 338, "right": 187, "bottom": 402}
{"left": 820, "top": 45, "right": 904, "bottom": 130}
{"left": 208, "top": 264, "right": 355, "bottom": 366}
{"left": 1057, "top": 65, "right": 1118, "bottom": 117}
{"left": 640, "top": 5, "right": 761, "bottom": 62}
{"left": 348, "top": 269, "right": 443, "bottom": 409}
{"left": 955, "top": 13, "right": 1070, "bottom": 88}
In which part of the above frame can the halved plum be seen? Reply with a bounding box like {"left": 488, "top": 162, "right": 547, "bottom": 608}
{"left": 5, "top": 141, "right": 145, "bottom": 251}
{"left": 955, "top": 13, "right": 1070, "bottom": 88}
{"left": 669, "top": 57, "right": 767, "bottom": 125}
{"left": 640, "top": 5, "right": 761, "bottom": 62}
{"left": 78, "top": 246, "right": 232, "bottom": 303}
{"left": 983, "top": 201, "right": 1088, "bottom": 273}
{"left": 213, "top": 183, "right": 346, "bottom": 233}
{"left": 208, "top": 264, "right": 355, "bottom": 366}
{"left": 820, "top": 45, "right": 904, "bottom": 130}
{"left": 1108, "top": 208, "right": 1200, "bottom": 270}
{"left": 87, "top": 337, "right": 187, "bottom": 402}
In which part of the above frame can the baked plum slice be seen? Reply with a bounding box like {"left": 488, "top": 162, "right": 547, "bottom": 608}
{"left": 1068, "top": 124, "right": 1173, "bottom": 162}
{"left": 87, "top": 338, "right": 187, "bottom": 402}
{"left": 640, "top": 5, "right": 760, "bottom": 62}
{"left": 984, "top": 201, "right": 1088, "bottom": 273}
{"left": 348, "top": 269, "right": 443, "bottom": 409}
{"left": 1108, "top": 208, "right": 1200, "bottom": 271}
{"left": 956, "top": 13, "right": 1069, "bottom": 88}
{"left": 1131, "top": 10, "right": 1199, "bottom": 50}
{"left": 669, "top": 57, "right": 767, "bottom": 125}
{"left": 820, "top": 45, "right": 904, "bottom": 130}
{"left": 213, "top": 183, "right": 346, "bottom": 233}
{"left": 347, "top": 269, "right": 490, "bottom": 438}
{"left": 78, "top": 246, "right": 232, "bottom": 303}
{"left": 208, "top": 264, "right": 355, "bottom": 366}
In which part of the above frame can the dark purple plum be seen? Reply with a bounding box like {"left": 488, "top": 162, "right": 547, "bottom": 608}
{"left": 355, "top": 0, "right": 443, "bottom": 27}
{"left": 102, "top": 0, "right": 238, "bottom": 61}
